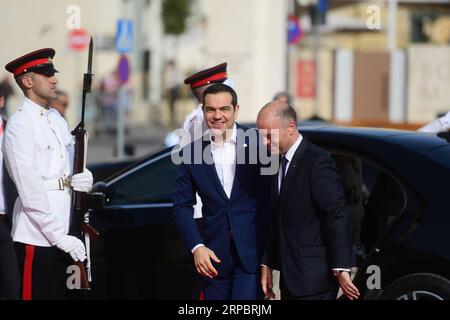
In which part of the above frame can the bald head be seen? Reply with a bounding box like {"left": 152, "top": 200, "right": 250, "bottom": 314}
{"left": 257, "top": 100, "right": 300, "bottom": 155}
{"left": 257, "top": 100, "right": 297, "bottom": 127}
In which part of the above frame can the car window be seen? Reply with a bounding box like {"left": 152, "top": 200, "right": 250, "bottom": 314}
{"left": 109, "top": 155, "right": 176, "bottom": 205}
{"left": 331, "top": 152, "right": 406, "bottom": 267}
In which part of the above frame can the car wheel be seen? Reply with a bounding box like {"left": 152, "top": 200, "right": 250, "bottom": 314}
{"left": 379, "top": 273, "right": 450, "bottom": 300}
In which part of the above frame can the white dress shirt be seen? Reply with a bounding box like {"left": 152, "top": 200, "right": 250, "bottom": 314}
{"left": 2, "top": 98, "right": 74, "bottom": 247}
{"left": 210, "top": 124, "right": 237, "bottom": 199}
{"left": 191, "top": 123, "right": 237, "bottom": 253}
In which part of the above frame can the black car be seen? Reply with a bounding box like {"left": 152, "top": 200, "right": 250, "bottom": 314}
{"left": 87, "top": 126, "right": 450, "bottom": 300}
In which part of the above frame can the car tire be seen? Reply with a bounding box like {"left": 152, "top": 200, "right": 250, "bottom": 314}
{"left": 379, "top": 273, "right": 450, "bottom": 300}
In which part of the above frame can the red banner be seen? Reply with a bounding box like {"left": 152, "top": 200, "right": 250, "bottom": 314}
{"left": 296, "top": 60, "right": 315, "bottom": 98}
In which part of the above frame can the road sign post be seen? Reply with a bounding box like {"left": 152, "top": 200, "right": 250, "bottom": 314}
{"left": 115, "top": 21, "right": 133, "bottom": 159}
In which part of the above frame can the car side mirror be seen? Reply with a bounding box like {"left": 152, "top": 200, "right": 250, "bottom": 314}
{"left": 91, "top": 181, "right": 115, "bottom": 206}
{"left": 81, "top": 192, "right": 105, "bottom": 211}
{"left": 91, "top": 181, "right": 108, "bottom": 193}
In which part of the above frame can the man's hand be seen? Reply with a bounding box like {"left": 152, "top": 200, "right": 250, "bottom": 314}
{"left": 193, "top": 246, "right": 221, "bottom": 279}
{"left": 261, "top": 266, "right": 275, "bottom": 299}
{"left": 336, "top": 271, "right": 360, "bottom": 300}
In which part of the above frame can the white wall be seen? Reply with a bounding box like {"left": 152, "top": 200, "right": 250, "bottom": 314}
{"left": 334, "top": 49, "right": 353, "bottom": 122}
{"left": 389, "top": 49, "right": 406, "bottom": 123}
{"left": 1, "top": 0, "right": 288, "bottom": 126}
{"left": 200, "top": 0, "right": 287, "bottom": 122}
{"left": 407, "top": 45, "right": 450, "bottom": 122}
{"left": 0, "top": 0, "right": 122, "bottom": 127}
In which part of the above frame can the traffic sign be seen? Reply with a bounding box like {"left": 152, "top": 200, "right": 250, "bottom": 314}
{"left": 116, "top": 20, "right": 133, "bottom": 53}
{"left": 288, "top": 16, "right": 303, "bottom": 45}
{"left": 117, "top": 54, "right": 130, "bottom": 84}
{"left": 68, "top": 28, "right": 90, "bottom": 51}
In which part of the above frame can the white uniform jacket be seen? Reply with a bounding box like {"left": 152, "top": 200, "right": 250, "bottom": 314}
{"left": 2, "top": 98, "right": 74, "bottom": 247}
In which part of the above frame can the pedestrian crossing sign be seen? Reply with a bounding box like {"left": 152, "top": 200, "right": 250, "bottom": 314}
{"left": 116, "top": 19, "right": 133, "bottom": 53}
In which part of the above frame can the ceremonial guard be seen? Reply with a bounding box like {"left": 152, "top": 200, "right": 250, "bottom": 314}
{"left": 3, "top": 48, "right": 93, "bottom": 299}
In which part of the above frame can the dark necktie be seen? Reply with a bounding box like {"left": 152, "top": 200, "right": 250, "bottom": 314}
{"left": 280, "top": 155, "right": 289, "bottom": 191}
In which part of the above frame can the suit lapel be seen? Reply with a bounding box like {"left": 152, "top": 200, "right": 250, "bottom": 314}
{"left": 202, "top": 139, "right": 229, "bottom": 201}
{"left": 279, "top": 138, "right": 309, "bottom": 207}
{"left": 229, "top": 126, "right": 248, "bottom": 202}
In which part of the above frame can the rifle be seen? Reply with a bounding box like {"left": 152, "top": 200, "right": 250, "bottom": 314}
{"left": 70, "top": 37, "right": 102, "bottom": 290}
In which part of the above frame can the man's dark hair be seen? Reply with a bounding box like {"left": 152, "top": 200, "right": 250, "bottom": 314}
{"left": 202, "top": 83, "right": 238, "bottom": 109}
{"left": 14, "top": 73, "right": 29, "bottom": 91}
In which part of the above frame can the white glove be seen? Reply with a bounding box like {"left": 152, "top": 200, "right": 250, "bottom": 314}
{"left": 418, "top": 111, "right": 450, "bottom": 133}
{"left": 440, "top": 111, "right": 450, "bottom": 131}
{"left": 71, "top": 169, "right": 93, "bottom": 193}
{"left": 55, "top": 235, "right": 87, "bottom": 262}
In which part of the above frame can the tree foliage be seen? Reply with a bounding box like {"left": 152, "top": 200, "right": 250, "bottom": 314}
{"left": 162, "top": 0, "right": 191, "bottom": 35}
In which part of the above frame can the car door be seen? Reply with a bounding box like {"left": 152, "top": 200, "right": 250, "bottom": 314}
{"left": 327, "top": 151, "right": 410, "bottom": 297}
{"left": 90, "top": 151, "right": 196, "bottom": 299}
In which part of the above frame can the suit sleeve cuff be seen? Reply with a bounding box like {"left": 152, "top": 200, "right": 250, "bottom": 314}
{"left": 332, "top": 268, "right": 351, "bottom": 272}
{"left": 191, "top": 243, "right": 205, "bottom": 254}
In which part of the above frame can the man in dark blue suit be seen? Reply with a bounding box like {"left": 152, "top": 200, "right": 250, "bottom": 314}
{"left": 173, "top": 84, "right": 271, "bottom": 300}
{"left": 257, "top": 101, "right": 360, "bottom": 300}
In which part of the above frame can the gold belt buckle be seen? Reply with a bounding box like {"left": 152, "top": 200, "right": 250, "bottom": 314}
{"left": 59, "top": 177, "right": 71, "bottom": 190}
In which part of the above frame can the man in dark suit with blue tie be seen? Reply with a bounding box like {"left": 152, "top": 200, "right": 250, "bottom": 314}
{"left": 257, "top": 101, "right": 360, "bottom": 300}
{"left": 173, "top": 83, "right": 271, "bottom": 300}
